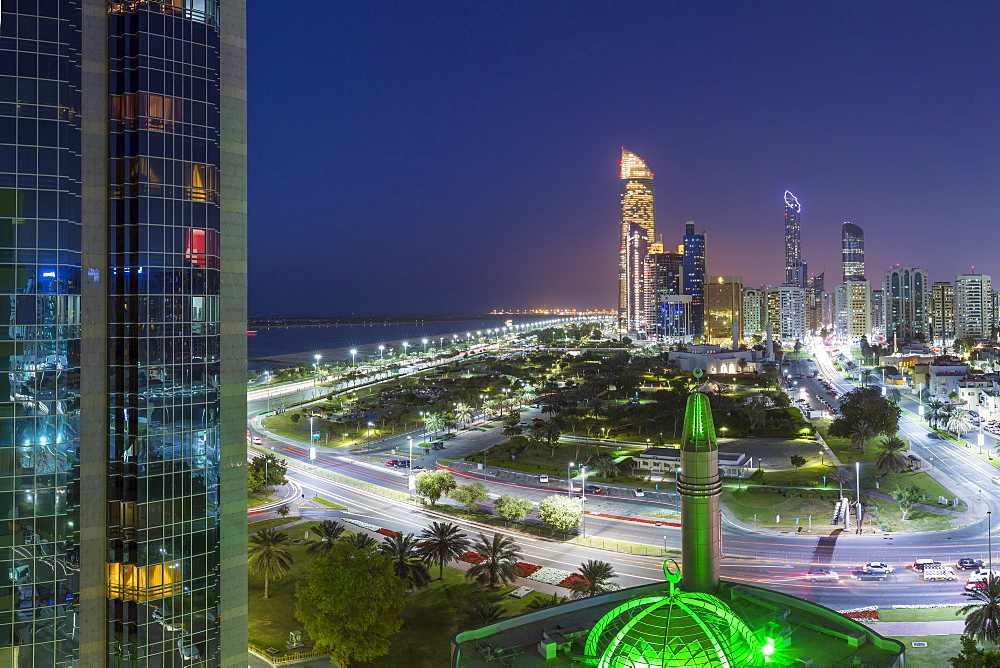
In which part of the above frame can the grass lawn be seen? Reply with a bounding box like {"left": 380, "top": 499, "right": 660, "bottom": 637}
{"left": 312, "top": 497, "right": 346, "bottom": 509}
{"left": 814, "top": 418, "right": 878, "bottom": 464}
{"left": 720, "top": 489, "right": 834, "bottom": 531}
{"left": 888, "top": 634, "right": 963, "bottom": 667}
{"left": 859, "top": 467, "right": 967, "bottom": 512}
{"left": 878, "top": 608, "right": 964, "bottom": 622}
{"left": 761, "top": 465, "right": 833, "bottom": 488}
{"left": 248, "top": 516, "right": 303, "bottom": 534}
{"left": 247, "top": 491, "right": 271, "bottom": 510}
{"left": 863, "top": 494, "right": 955, "bottom": 532}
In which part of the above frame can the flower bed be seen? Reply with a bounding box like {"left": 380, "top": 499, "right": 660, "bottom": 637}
{"left": 559, "top": 574, "right": 586, "bottom": 588}
{"left": 459, "top": 551, "right": 486, "bottom": 564}
{"left": 515, "top": 562, "right": 542, "bottom": 578}
{"left": 342, "top": 519, "right": 381, "bottom": 532}
{"left": 527, "top": 566, "right": 573, "bottom": 586}
{"left": 376, "top": 528, "right": 401, "bottom": 538}
{"left": 838, "top": 606, "right": 879, "bottom": 621}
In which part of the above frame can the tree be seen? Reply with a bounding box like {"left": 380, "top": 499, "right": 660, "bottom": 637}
{"left": 501, "top": 423, "right": 523, "bottom": 438}
{"left": 248, "top": 453, "right": 288, "bottom": 494}
{"left": 290, "top": 413, "right": 301, "bottom": 424}
{"left": 591, "top": 453, "right": 620, "bottom": 478}
{"left": 927, "top": 399, "right": 947, "bottom": 429}
{"left": 307, "top": 520, "right": 346, "bottom": 555}
{"left": 424, "top": 412, "right": 446, "bottom": 436}
{"left": 565, "top": 560, "right": 620, "bottom": 599}
{"left": 465, "top": 532, "right": 521, "bottom": 589}
{"left": 887, "top": 387, "right": 902, "bottom": 404}
{"left": 874, "top": 436, "right": 910, "bottom": 476}
{"left": 417, "top": 521, "right": 470, "bottom": 579}
{"left": 830, "top": 465, "right": 855, "bottom": 497}
{"left": 415, "top": 469, "right": 457, "bottom": 505}
{"left": 379, "top": 533, "right": 431, "bottom": 589}
{"left": 948, "top": 408, "right": 973, "bottom": 437}
{"left": 344, "top": 532, "right": 377, "bottom": 550}
{"left": 494, "top": 494, "right": 532, "bottom": 524}
{"left": 454, "top": 402, "right": 474, "bottom": 426}
{"left": 248, "top": 528, "right": 293, "bottom": 599}
{"left": 527, "top": 593, "right": 569, "bottom": 610}
{"left": 537, "top": 495, "right": 583, "bottom": 534}
{"left": 451, "top": 482, "right": 490, "bottom": 512}
{"left": 789, "top": 455, "right": 806, "bottom": 470}
{"left": 828, "top": 387, "right": 901, "bottom": 441}
{"left": 890, "top": 485, "right": 925, "bottom": 521}
{"left": 468, "top": 600, "right": 506, "bottom": 627}
{"left": 949, "top": 634, "right": 1000, "bottom": 667}
{"left": 295, "top": 541, "right": 406, "bottom": 667}
{"left": 275, "top": 503, "right": 290, "bottom": 519}
{"left": 860, "top": 368, "right": 875, "bottom": 387}
{"left": 959, "top": 576, "right": 1000, "bottom": 647}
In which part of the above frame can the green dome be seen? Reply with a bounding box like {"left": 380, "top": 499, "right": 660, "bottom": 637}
{"left": 585, "top": 590, "right": 763, "bottom": 668}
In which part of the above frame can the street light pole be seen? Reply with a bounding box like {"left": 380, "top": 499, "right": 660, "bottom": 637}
{"left": 567, "top": 461, "right": 574, "bottom": 497}
{"left": 350, "top": 348, "right": 357, "bottom": 367}
{"left": 989, "top": 511, "right": 993, "bottom": 574}
{"left": 581, "top": 466, "right": 587, "bottom": 538}
{"left": 855, "top": 460, "right": 861, "bottom": 534}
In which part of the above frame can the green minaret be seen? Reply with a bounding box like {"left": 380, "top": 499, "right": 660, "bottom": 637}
{"left": 678, "top": 390, "right": 722, "bottom": 593}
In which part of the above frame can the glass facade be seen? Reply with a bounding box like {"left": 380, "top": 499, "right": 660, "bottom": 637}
{"left": 783, "top": 191, "right": 806, "bottom": 288}
{"left": 618, "top": 149, "right": 654, "bottom": 318}
{"left": 1, "top": 1, "right": 240, "bottom": 665}
{"left": 682, "top": 220, "right": 706, "bottom": 337}
{"left": 0, "top": 1, "right": 84, "bottom": 664}
{"left": 841, "top": 221, "right": 865, "bottom": 282}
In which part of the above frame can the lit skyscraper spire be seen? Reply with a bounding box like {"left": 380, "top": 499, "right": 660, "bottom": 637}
{"left": 619, "top": 149, "right": 655, "bottom": 324}
{"left": 842, "top": 222, "right": 865, "bottom": 282}
{"left": 784, "top": 191, "right": 807, "bottom": 287}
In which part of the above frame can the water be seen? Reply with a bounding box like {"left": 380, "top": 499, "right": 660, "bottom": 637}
{"left": 246, "top": 316, "right": 557, "bottom": 367}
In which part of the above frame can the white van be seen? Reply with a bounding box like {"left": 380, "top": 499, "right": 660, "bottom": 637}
{"left": 538, "top": 475, "right": 549, "bottom": 483}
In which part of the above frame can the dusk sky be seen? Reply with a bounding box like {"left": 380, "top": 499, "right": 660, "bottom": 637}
{"left": 248, "top": 1, "right": 1000, "bottom": 317}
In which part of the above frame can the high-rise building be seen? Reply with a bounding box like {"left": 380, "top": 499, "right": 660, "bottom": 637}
{"left": 836, "top": 280, "right": 873, "bottom": 342}
{"left": 662, "top": 295, "right": 693, "bottom": 340}
{"left": 841, "top": 222, "right": 865, "bottom": 282}
{"left": 805, "top": 273, "right": 825, "bottom": 335}
{"left": 644, "top": 246, "right": 684, "bottom": 338}
{"left": 742, "top": 288, "right": 763, "bottom": 337}
{"left": 624, "top": 222, "right": 649, "bottom": 332}
{"left": 783, "top": 191, "right": 807, "bottom": 288}
{"left": 763, "top": 287, "right": 781, "bottom": 332}
{"left": 955, "top": 273, "right": 993, "bottom": 339}
{"left": 930, "top": 281, "right": 956, "bottom": 342}
{"left": 618, "top": 149, "right": 654, "bottom": 323}
{"left": 883, "top": 266, "right": 929, "bottom": 341}
{"left": 776, "top": 285, "right": 806, "bottom": 343}
{"left": 706, "top": 276, "right": 743, "bottom": 343}
{"left": 1, "top": 2, "right": 247, "bottom": 665}
{"left": 682, "top": 220, "right": 707, "bottom": 337}
{"left": 871, "top": 288, "right": 885, "bottom": 341}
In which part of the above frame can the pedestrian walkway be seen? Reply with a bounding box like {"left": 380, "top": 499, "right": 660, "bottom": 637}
{"left": 863, "top": 620, "right": 964, "bottom": 636}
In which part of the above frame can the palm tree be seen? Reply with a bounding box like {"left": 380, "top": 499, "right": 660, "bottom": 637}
{"left": 417, "top": 521, "right": 470, "bottom": 579}
{"left": 247, "top": 528, "right": 293, "bottom": 599}
{"left": 468, "top": 600, "right": 506, "bottom": 626}
{"left": 886, "top": 387, "right": 902, "bottom": 404}
{"left": 948, "top": 408, "right": 972, "bottom": 437}
{"left": 527, "top": 593, "right": 569, "bottom": 610}
{"left": 565, "top": 560, "right": 620, "bottom": 599}
{"left": 874, "top": 436, "right": 910, "bottom": 476}
{"left": 926, "top": 399, "right": 946, "bottom": 429}
{"left": 960, "top": 575, "right": 1000, "bottom": 646}
{"left": 501, "top": 423, "right": 523, "bottom": 439}
{"left": 454, "top": 403, "right": 474, "bottom": 427}
{"left": 591, "top": 453, "right": 620, "bottom": 479}
{"left": 850, "top": 420, "right": 876, "bottom": 453}
{"left": 829, "top": 465, "right": 855, "bottom": 497}
{"left": 860, "top": 369, "right": 875, "bottom": 387}
{"left": 343, "top": 532, "right": 377, "bottom": 550}
{"left": 424, "top": 412, "right": 446, "bottom": 436}
{"left": 306, "top": 520, "right": 346, "bottom": 555}
{"left": 379, "top": 533, "right": 431, "bottom": 589}
{"left": 465, "top": 532, "right": 521, "bottom": 589}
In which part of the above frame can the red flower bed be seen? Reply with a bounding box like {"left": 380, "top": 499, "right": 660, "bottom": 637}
{"left": 376, "top": 528, "right": 401, "bottom": 538}
{"left": 842, "top": 608, "right": 879, "bottom": 621}
{"left": 515, "top": 562, "right": 541, "bottom": 578}
{"left": 559, "top": 574, "right": 587, "bottom": 588}
{"left": 459, "top": 551, "right": 486, "bottom": 564}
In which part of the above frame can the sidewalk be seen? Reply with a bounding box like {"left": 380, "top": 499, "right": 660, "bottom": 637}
{"left": 863, "top": 620, "right": 964, "bottom": 636}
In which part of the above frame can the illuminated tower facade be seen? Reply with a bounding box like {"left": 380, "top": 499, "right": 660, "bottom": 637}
{"left": 955, "top": 273, "right": 993, "bottom": 339}
{"left": 682, "top": 220, "right": 707, "bottom": 337}
{"left": 618, "top": 150, "right": 654, "bottom": 322}
{"left": 706, "top": 276, "right": 743, "bottom": 343}
{"left": 842, "top": 222, "right": 865, "bottom": 282}
{"left": 678, "top": 391, "right": 721, "bottom": 594}
{"left": 1, "top": 2, "right": 248, "bottom": 665}
{"left": 644, "top": 247, "right": 684, "bottom": 338}
{"left": 931, "top": 281, "right": 956, "bottom": 341}
{"left": 884, "top": 266, "right": 929, "bottom": 340}
{"left": 624, "top": 223, "right": 649, "bottom": 332}
{"left": 783, "top": 191, "right": 807, "bottom": 288}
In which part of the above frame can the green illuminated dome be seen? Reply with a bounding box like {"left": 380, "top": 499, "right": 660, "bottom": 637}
{"left": 584, "top": 571, "right": 763, "bottom": 668}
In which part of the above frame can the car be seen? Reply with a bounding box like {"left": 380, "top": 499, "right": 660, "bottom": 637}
{"left": 913, "top": 559, "right": 941, "bottom": 572}
{"left": 958, "top": 558, "right": 985, "bottom": 570}
{"left": 532, "top": 417, "right": 544, "bottom": 422}
{"left": 538, "top": 475, "right": 549, "bottom": 483}
{"left": 806, "top": 569, "right": 840, "bottom": 582}
{"left": 385, "top": 460, "right": 400, "bottom": 467}
{"left": 411, "top": 466, "right": 426, "bottom": 472}
{"left": 851, "top": 570, "right": 887, "bottom": 581}
{"left": 252, "top": 436, "right": 262, "bottom": 445}
{"left": 923, "top": 565, "right": 957, "bottom": 581}
{"left": 926, "top": 432, "right": 942, "bottom": 439}
{"left": 634, "top": 488, "right": 645, "bottom": 497}
{"left": 585, "top": 485, "right": 604, "bottom": 494}
{"left": 863, "top": 562, "right": 894, "bottom": 573}
{"left": 399, "top": 460, "right": 410, "bottom": 468}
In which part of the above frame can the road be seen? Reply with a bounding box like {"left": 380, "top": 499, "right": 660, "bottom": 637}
{"left": 246, "top": 342, "right": 1000, "bottom": 620}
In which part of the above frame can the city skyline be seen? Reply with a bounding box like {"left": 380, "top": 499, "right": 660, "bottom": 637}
{"left": 248, "top": 1, "right": 1000, "bottom": 316}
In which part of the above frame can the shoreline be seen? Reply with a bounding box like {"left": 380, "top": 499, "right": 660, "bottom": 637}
{"left": 251, "top": 330, "right": 484, "bottom": 367}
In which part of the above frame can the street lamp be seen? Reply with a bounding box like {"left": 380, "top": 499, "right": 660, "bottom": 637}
{"left": 350, "top": 348, "right": 357, "bottom": 367}
{"left": 402, "top": 341, "right": 409, "bottom": 357}
{"left": 580, "top": 465, "right": 587, "bottom": 537}
{"left": 567, "top": 461, "right": 574, "bottom": 497}
{"left": 422, "top": 338, "right": 428, "bottom": 353}
{"left": 367, "top": 421, "right": 374, "bottom": 451}
{"left": 989, "top": 511, "right": 993, "bottom": 574}
{"left": 378, "top": 344, "right": 385, "bottom": 358}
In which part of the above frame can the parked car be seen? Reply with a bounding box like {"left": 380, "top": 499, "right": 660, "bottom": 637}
{"left": 912, "top": 559, "right": 941, "bottom": 572}
{"left": 634, "top": 488, "right": 645, "bottom": 497}
{"left": 538, "top": 475, "right": 549, "bottom": 483}
{"left": 252, "top": 436, "right": 262, "bottom": 445}
{"left": 851, "top": 570, "right": 888, "bottom": 581}
{"left": 385, "top": 460, "right": 400, "bottom": 467}
{"left": 585, "top": 485, "right": 604, "bottom": 494}
{"left": 863, "top": 562, "right": 894, "bottom": 573}
{"left": 958, "top": 558, "right": 985, "bottom": 570}
{"left": 806, "top": 569, "right": 840, "bottom": 582}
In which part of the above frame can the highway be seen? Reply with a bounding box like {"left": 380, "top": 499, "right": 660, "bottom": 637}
{"left": 246, "top": 344, "right": 1000, "bottom": 612}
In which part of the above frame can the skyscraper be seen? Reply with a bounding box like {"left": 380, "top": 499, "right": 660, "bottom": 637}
{"left": 618, "top": 149, "right": 654, "bottom": 323}
{"left": 682, "top": 220, "right": 707, "bottom": 337}
{"left": 706, "top": 276, "right": 743, "bottom": 343}
{"left": 930, "top": 281, "right": 956, "bottom": 342}
{"left": 955, "top": 273, "right": 993, "bottom": 339}
{"left": 836, "top": 280, "right": 873, "bottom": 342}
{"left": 644, "top": 246, "right": 684, "bottom": 338}
{"left": 742, "top": 288, "right": 763, "bottom": 337}
{"left": 783, "top": 191, "right": 807, "bottom": 288}
{"left": 805, "top": 272, "right": 825, "bottom": 335}
{"left": 624, "top": 223, "right": 649, "bottom": 332}
{"left": 1, "top": 2, "right": 247, "bottom": 665}
{"left": 841, "top": 222, "right": 865, "bottom": 282}
{"left": 883, "top": 266, "right": 929, "bottom": 340}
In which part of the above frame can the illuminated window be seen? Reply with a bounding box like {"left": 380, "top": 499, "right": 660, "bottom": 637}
{"left": 185, "top": 164, "right": 219, "bottom": 202}
{"left": 184, "top": 228, "right": 220, "bottom": 268}
{"left": 111, "top": 93, "right": 182, "bottom": 131}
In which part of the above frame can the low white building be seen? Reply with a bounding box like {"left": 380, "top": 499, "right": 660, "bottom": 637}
{"left": 634, "top": 446, "right": 750, "bottom": 478}
{"left": 667, "top": 347, "right": 763, "bottom": 375}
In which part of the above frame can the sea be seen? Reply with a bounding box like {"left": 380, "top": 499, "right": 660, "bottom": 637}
{"left": 246, "top": 315, "right": 557, "bottom": 369}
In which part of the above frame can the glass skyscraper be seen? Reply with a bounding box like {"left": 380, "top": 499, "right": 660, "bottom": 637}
{"left": 618, "top": 149, "right": 654, "bottom": 324}
{"left": 1, "top": 1, "right": 247, "bottom": 665}
{"left": 841, "top": 222, "right": 865, "bottom": 282}
{"left": 682, "top": 220, "right": 706, "bottom": 337}
{"left": 783, "top": 191, "right": 806, "bottom": 288}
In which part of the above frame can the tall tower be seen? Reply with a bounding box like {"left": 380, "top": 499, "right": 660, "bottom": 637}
{"left": 884, "top": 266, "right": 930, "bottom": 340}
{"left": 2, "top": 2, "right": 248, "bottom": 665}
{"left": 784, "top": 191, "right": 807, "bottom": 287}
{"left": 955, "top": 273, "right": 993, "bottom": 339}
{"left": 682, "top": 220, "right": 707, "bottom": 337}
{"left": 842, "top": 222, "right": 865, "bottom": 282}
{"left": 619, "top": 150, "right": 655, "bottom": 323}
{"left": 678, "top": 391, "right": 721, "bottom": 594}
{"left": 624, "top": 223, "right": 649, "bottom": 332}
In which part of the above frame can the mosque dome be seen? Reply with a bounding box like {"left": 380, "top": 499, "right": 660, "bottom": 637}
{"left": 584, "top": 565, "right": 764, "bottom": 668}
